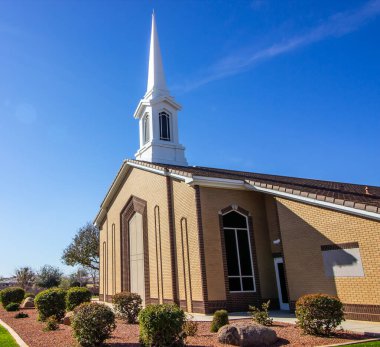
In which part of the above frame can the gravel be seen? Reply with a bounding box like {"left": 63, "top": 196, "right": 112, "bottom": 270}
{"left": 0, "top": 308, "right": 366, "bottom": 346}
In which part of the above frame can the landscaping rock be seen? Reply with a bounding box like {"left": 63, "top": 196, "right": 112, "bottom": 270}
{"left": 218, "top": 325, "right": 240, "bottom": 345}
{"left": 20, "top": 297, "right": 35, "bottom": 308}
{"left": 239, "top": 323, "right": 277, "bottom": 346}
{"left": 217, "top": 322, "right": 277, "bottom": 346}
{"left": 63, "top": 311, "right": 74, "bottom": 326}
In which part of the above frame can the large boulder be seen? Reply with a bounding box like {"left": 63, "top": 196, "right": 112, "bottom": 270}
{"left": 217, "top": 322, "right": 277, "bottom": 346}
{"left": 218, "top": 325, "right": 240, "bottom": 345}
{"left": 63, "top": 311, "right": 74, "bottom": 326}
{"left": 20, "top": 297, "right": 34, "bottom": 309}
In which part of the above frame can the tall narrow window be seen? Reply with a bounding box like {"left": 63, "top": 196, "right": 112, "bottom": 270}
{"left": 223, "top": 211, "right": 255, "bottom": 292}
{"left": 143, "top": 114, "right": 150, "bottom": 144}
{"left": 159, "top": 111, "right": 171, "bottom": 141}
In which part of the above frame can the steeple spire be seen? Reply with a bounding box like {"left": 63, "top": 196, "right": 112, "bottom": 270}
{"left": 146, "top": 12, "right": 168, "bottom": 98}
{"left": 133, "top": 13, "right": 187, "bottom": 166}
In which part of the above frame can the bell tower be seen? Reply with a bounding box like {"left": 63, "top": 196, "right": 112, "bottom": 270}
{"left": 133, "top": 13, "right": 188, "bottom": 166}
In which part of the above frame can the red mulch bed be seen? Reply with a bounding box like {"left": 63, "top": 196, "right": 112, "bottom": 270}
{"left": 0, "top": 307, "right": 366, "bottom": 346}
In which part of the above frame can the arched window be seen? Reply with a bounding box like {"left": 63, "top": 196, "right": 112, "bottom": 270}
{"left": 143, "top": 114, "right": 150, "bottom": 144}
{"left": 222, "top": 211, "right": 255, "bottom": 292}
{"left": 159, "top": 111, "right": 171, "bottom": 141}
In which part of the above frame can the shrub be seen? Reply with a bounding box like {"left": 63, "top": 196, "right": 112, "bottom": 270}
{"left": 24, "top": 292, "right": 35, "bottom": 299}
{"left": 183, "top": 316, "right": 198, "bottom": 338}
{"left": 249, "top": 300, "right": 273, "bottom": 326}
{"left": 44, "top": 316, "right": 59, "bottom": 331}
{"left": 210, "top": 310, "right": 229, "bottom": 333}
{"left": 296, "top": 293, "right": 344, "bottom": 336}
{"left": 112, "top": 291, "right": 142, "bottom": 323}
{"left": 0, "top": 287, "right": 25, "bottom": 307}
{"left": 72, "top": 302, "right": 116, "bottom": 347}
{"left": 66, "top": 287, "right": 92, "bottom": 311}
{"left": 5, "top": 302, "right": 20, "bottom": 312}
{"left": 34, "top": 288, "right": 67, "bottom": 321}
{"left": 139, "top": 304, "right": 186, "bottom": 346}
{"left": 15, "top": 312, "right": 29, "bottom": 319}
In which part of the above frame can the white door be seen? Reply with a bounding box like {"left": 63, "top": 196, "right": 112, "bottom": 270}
{"left": 129, "top": 213, "right": 145, "bottom": 305}
{"left": 274, "top": 257, "right": 289, "bottom": 310}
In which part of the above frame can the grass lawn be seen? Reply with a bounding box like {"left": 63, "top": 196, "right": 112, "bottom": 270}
{"left": 344, "top": 341, "right": 380, "bottom": 347}
{"left": 0, "top": 324, "right": 19, "bottom": 347}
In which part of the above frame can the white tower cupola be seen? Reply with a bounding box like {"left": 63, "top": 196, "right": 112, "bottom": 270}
{"left": 134, "top": 13, "right": 188, "bottom": 166}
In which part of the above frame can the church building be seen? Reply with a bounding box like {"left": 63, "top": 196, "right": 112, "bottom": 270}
{"left": 96, "top": 14, "right": 380, "bottom": 321}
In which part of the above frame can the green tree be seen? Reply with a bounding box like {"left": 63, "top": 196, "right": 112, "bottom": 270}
{"left": 35, "top": 265, "right": 63, "bottom": 288}
{"left": 15, "top": 267, "right": 35, "bottom": 289}
{"left": 62, "top": 223, "right": 99, "bottom": 271}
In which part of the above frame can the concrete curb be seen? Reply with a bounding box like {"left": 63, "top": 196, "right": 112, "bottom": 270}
{"left": 317, "top": 337, "right": 380, "bottom": 346}
{"left": 0, "top": 318, "right": 29, "bottom": 347}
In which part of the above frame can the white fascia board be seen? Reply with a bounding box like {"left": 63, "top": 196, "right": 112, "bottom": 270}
{"left": 127, "top": 161, "right": 191, "bottom": 182}
{"left": 127, "top": 161, "right": 167, "bottom": 175}
{"left": 247, "top": 184, "right": 380, "bottom": 221}
{"left": 187, "top": 176, "right": 246, "bottom": 190}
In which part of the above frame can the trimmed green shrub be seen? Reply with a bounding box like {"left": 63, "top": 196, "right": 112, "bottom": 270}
{"left": 66, "top": 287, "right": 92, "bottom": 311}
{"left": 15, "top": 312, "right": 29, "bottom": 319}
{"left": 249, "top": 300, "right": 273, "bottom": 326}
{"left": 210, "top": 310, "right": 229, "bottom": 332}
{"left": 34, "top": 288, "right": 66, "bottom": 321}
{"left": 139, "top": 304, "right": 186, "bottom": 346}
{"left": 72, "top": 302, "right": 116, "bottom": 347}
{"left": 5, "top": 302, "right": 20, "bottom": 312}
{"left": 44, "top": 316, "right": 59, "bottom": 331}
{"left": 296, "top": 293, "right": 344, "bottom": 336}
{"left": 0, "top": 287, "right": 25, "bottom": 307}
{"left": 112, "top": 291, "right": 142, "bottom": 323}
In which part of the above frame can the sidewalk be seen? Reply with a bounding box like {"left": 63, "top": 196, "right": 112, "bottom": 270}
{"left": 189, "top": 310, "right": 380, "bottom": 337}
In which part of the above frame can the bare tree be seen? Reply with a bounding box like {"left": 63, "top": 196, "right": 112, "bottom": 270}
{"left": 15, "top": 267, "right": 35, "bottom": 290}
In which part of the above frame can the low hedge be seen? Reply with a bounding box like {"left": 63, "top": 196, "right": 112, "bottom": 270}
{"left": 296, "top": 293, "right": 344, "bottom": 336}
{"left": 34, "top": 288, "right": 66, "bottom": 321}
{"left": 139, "top": 304, "right": 186, "bottom": 346}
{"left": 112, "top": 291, "right": 142, "bottom": 323}
{"left": 5, "top": 303, "right": 20, "bottom": 312}
{"left": 66, "top": 287, "right": 92, "bottom": 311}
{"left": 0, "top": 287, "right": 25, "bottom": 307}
{"left": 72, "top": 302, "right": 116, "bottom": 347}
{"left": 210, "top": 310, "right": 229, "bottom": 332}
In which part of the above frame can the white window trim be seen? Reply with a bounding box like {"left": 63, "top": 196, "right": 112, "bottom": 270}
{"left": 223, "top": 210, "right": 256, "bottom": 293}
{"left": 142, "top": 114, "right": 150, "bottom": 145}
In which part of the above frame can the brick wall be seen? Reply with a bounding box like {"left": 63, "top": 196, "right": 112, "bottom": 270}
{"left": 276, "top": 198, "right": 380, "bottom": 321}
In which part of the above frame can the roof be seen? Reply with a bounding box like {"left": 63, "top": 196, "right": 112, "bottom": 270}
{"left": 94, "top": 159, "right": 380, "bottom": 225}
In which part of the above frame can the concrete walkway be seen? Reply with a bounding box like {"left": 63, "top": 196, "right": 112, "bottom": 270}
{"left": 189, "top": 310, "right": 380, "bottom": 337}
{"left": 0, "top": 318, "right": 29, "bottom": 347}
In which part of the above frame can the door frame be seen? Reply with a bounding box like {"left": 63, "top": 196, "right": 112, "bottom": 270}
{"left": 273, "top": 257, "right": 289, "bottom": 311}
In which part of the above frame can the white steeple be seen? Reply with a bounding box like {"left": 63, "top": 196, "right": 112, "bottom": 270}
{"left": 133, "top": 13, "right": 188, "bottom": 166}
{"left": 146, "top": 12, "right": 168, "bottom": 98}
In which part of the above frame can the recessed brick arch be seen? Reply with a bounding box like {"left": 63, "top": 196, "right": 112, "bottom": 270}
{"left": 218, "top": 204, "right": 262, "bottom": 312}
{"left": 120, "top": 195, "right": 150, "bottom": 304}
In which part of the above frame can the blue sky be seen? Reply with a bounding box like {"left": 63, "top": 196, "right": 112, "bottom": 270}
{"left": 0, "top": 0, "right": 379, "bottom": 276}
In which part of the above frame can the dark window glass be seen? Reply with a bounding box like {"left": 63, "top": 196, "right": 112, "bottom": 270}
{"left": 224, "top": 229, "right": 239, "bottom": 276}
{"left": 223, "top": 211, "right": 247, "bottom": 228}
{"left": 242, "top": 277, "right": 254, "bottom": 291}
{"left": 237, "top": 230, "right": 253, "bottom": 275}
{"left": 277, "top": 263, "right": 289, "bottom": 303}
{"left": 159, "top": 112, "right": 170, "bottom": 141}
{"left": 229, "top": 277, "right": 241, "bottom": 291}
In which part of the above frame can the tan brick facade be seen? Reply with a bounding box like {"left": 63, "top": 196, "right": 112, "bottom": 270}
{"left": 98, "top": 164, "right": 380, "bottom": 320}
{"left": 276, "top": 198, "right": 380, "bottom": 321}
{"left": 99, "top": 167, "right": 203, "bottom": 308}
